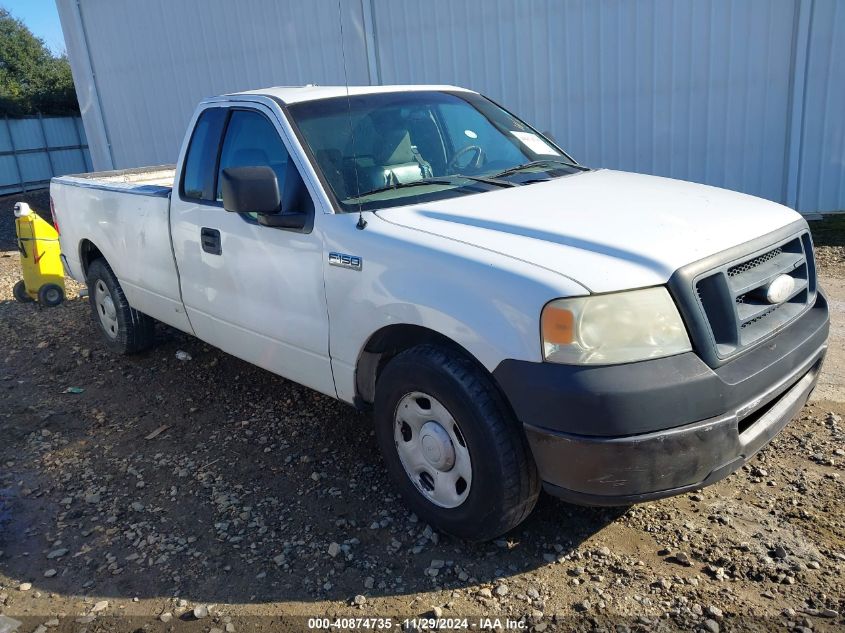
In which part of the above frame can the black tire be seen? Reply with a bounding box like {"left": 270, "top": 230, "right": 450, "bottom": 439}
{"left": 86, "top": 258, "right": 155, "bottom": 354}
{"left": 13, "top": 280, "right": 34, "bottom": 303}
{"left": 374, "top": 344, "right": 540, "bottom": 541}
{"left": 37, "top": 283, "right": 64, "bottom": 307}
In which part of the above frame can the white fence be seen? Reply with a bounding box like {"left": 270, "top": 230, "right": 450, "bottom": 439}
{"left": 0, "top": 115, "right": 91, "bottom": 196}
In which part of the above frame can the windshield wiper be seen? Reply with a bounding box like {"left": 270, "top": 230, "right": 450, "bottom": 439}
{"left": 454, "top": 174, "right": 518, "bottom": 188}
{"left": 352, "top": 175, "right": 513, "bottom": 200}
{"left": 490, "top": 159, "right": 588, "bottom": 179}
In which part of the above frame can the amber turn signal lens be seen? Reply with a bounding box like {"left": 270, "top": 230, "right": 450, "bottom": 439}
{"left": 541, "top": 305, "right": 574, "bottom": 344}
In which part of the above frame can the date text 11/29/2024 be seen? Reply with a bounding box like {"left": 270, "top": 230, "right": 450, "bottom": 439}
{"left": 307, "top": 617, "right": 527, "bottom": 630}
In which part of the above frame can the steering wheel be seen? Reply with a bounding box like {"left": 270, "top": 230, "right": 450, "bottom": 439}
{"left": 447, "top": 145, "right": 485, "bottom": 173}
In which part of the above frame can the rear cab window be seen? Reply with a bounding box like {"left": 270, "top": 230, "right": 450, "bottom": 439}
{"left": 180, "top": 108, "right": 227, "bottom": 200}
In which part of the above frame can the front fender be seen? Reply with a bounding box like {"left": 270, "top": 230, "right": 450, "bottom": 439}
{"left": 324, "top": 213, "right": 587, "bottom": 403}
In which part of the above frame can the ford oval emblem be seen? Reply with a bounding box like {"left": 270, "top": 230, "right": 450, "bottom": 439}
{"left": 765, "top": 274, "right": 795, "bottom": 304}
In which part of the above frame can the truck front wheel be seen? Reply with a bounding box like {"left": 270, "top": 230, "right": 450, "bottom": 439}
{"left": 374, "top": 344, "right": 539, "bottom": 541}
{"left": 86, "top": 258, "right": 155, "bottom": 354}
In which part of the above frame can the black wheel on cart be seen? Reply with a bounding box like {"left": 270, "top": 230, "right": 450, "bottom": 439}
{"left": 38, "top": 283, "right": 65, "bottom": 307}
{"left": 13, "top": 280, "right": 34, "bottom": 303}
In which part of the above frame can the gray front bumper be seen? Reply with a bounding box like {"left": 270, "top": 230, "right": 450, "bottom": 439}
{"left": 494, "top": 291, "right": 829, "bottom": 505}
{"left": 528, "top": 347, "right": 824, "bottom": 505}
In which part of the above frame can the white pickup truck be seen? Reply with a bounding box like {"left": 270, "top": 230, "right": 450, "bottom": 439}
{"left": 52, "top": 85, "right": 829, "bottom": 540}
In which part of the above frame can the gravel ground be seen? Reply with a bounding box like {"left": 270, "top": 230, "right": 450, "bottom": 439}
{"left": 813, "top": 215, "right": 845, "bottom": 278}
{"left": 0, "top": 191, "right": 843, "bottom": 632}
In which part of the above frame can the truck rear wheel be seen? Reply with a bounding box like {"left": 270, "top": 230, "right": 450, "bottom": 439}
{"left": 374, "top": 344, "right": 539, "bottom": 541}
{"left": 86, "top": 258, "right": 155, "bottom": 354}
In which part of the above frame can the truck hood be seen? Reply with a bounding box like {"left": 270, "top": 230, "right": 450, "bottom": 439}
{"left": 374, "top": 169, "right": 803, "bottom": 293}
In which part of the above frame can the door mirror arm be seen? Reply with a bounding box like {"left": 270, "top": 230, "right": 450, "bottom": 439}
{"left": 257, "top": 212, "right": 307, "bottom": 230}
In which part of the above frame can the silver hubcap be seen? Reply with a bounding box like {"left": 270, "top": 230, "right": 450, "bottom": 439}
{"left": 94, "top": 280, "right": 118, "bottom": 339}
{"left": 394, "top": 392, "right": 472, "bottom": 508}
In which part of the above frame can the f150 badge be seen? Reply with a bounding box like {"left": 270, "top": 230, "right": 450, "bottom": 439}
{"left": 328, "top": 252, "right": 362, "bottom": 270}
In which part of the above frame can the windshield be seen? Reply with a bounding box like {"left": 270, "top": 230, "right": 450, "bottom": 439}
{"left": 287, "top": 91, "right": 583, "bottom": 212}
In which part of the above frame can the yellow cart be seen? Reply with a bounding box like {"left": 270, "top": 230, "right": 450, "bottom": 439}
{"left": 12, "top": 202, "right": 65, "bottom": 307}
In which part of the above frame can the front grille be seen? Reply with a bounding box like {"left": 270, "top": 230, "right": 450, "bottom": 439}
{"left": 692, "top": 232, "right": 816, "bottom": 359}
{"left": 728, "top": 247, "right": 782, "bottom": 277}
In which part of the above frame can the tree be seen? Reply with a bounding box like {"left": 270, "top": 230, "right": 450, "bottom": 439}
{"left": 0, "top": 7, "right": 78, "bottom": 116}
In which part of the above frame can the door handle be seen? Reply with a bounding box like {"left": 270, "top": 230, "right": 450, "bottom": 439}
{"left": 200, "top": 227, "right": 221, "bottom": 255}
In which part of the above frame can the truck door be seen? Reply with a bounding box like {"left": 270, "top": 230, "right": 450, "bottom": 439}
{"left": 169, "top": 103, "right": 336, "bottom": 398}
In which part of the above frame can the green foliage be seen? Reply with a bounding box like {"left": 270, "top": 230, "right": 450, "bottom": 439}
{"left": 0, "top": 7, "right": 78, "bottom": 116}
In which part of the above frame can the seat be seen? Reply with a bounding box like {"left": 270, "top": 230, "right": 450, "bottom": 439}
{"left": 407, "top": 110, "right": 447, "bottom": 175}
{"left": 340, "top": 113, "right": 433, "bottom": 194}
{"left": 370, "top": 128, "right": 426, "bottom": 188}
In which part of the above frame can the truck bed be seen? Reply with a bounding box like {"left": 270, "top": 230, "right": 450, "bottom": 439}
{"left": 54, "top": 165, "right": 175, "bottom": 197}
{"left": 51, "top": 162, "right": 190, "bottom": 332}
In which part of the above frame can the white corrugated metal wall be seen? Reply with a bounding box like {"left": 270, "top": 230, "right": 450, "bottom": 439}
{"left": 57, "top": 0, "right": 845, "bottom": 213}
{"left": 56, "top": 0, "right": 370, "bottom": 171}
{"left": 796, "top": 0, "right": 845, "bottom": 213}
{"left": 374, "top": 0, "right": 799, "bottom": 206}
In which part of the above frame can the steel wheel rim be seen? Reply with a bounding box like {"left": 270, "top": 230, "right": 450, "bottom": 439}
{"left": 394, "top": 391, "right": 472, "bottom": 508}
{"left": 94, "top": 280, "right": 118, "bottom": 339}
{"left": 44, "top": 288, "right": 60, "bottom": 303}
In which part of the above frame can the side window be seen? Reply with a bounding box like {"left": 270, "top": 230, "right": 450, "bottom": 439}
{"left": 216, "top": 110, "right": 290, "bottom": 201}
{"left": 181, "top": 108, "right": 227, "bottom": 200}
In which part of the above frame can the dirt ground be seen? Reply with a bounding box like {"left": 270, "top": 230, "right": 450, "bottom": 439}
{"left": 0, "top": 190, "right": 843, "bottom": 633}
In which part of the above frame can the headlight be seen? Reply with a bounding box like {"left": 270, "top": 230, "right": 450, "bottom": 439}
{"left": 541, "top": 287, "right": 691, "bottom": 365}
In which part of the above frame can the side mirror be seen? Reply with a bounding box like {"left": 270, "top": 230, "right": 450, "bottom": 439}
{"left": 221, "top": 166, "right": 280, "bottom": 214}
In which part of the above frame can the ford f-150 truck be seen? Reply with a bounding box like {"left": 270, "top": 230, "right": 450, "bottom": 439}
{"left": 51, "top": 85, "right": 829, "bottom": 540}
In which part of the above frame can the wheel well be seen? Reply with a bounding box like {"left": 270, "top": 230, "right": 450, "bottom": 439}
{"left": 79, "top": 239, "right": 104, "bottom": 278}
{"left": 355, "top": 324, "right": 487, "bottom": 406}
